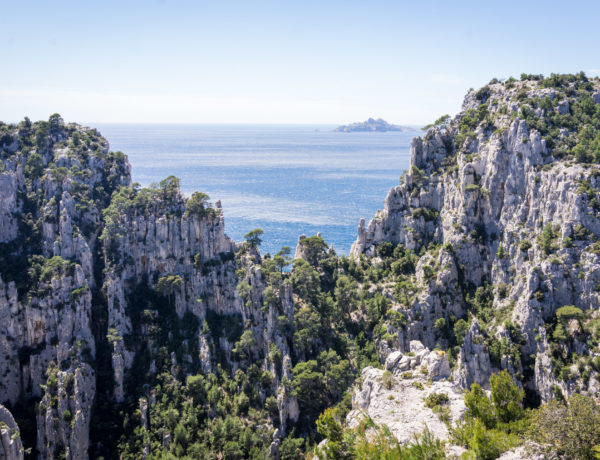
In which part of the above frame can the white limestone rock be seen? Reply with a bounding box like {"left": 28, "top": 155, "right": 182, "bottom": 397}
{"left": 347, "top": 365, "right": 466, "bottom": 444}
{"left": 0, "top": 405, "right": 24, "bottom": 460}
{"left": 385, "top": 351, "right": 403, "bottom": 371}
{"left": 351, "top": 79, "right": 600, "bottom": 398}
{"left": 36, "top": 363, "right": 96, "bottom": 460}
{"left": 426, "top": 350, "right": 451, "bottom": 380}
{"left": 0, "top": 172, "right": 20, "bottom": 243}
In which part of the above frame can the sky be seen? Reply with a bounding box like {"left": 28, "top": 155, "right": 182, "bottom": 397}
{"left": 1, "top": 0, "right": 600, "bottom": 125}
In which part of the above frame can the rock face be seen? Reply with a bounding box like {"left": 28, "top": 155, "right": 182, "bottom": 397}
{"left": 0, "top": 405, "right": 24, "bottom": 460}
{"left": 0, "top": 119, "right": 129, "bottom": 459}
{"left": 100, "top": 187, "right": 300, "bottom": 428}
{"left": 348, "top": 341, "right": 465, "bottom": 443}
{"left": 102, "top": 189, "right": 237, "bottom": 400}
{"left": 453, "top": 319, "right": 493, "bottom": 389}
{"left": 351, "top": 77, "right": 600, "bottom": 402}
{"left": 0, "top": 119, "right": 298, "bottom": 459}
{"left": 0, "top": 117, "right": 301, "bottom": 457}
{"left": 36, "top": 364, "right": 95, "bottom": 460}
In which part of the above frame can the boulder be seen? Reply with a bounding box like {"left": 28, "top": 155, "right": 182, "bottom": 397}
{"left": 426, "top": 350, "right": 451, "bottom": 380}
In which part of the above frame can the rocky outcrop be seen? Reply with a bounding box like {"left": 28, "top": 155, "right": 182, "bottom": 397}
{"left": 0, "top": 119, "right": 129, "bottom": 458}
{"left": 0, "top": 119, "right": 300, "bottom": 455}
{"left": 351, "top": 77, "right": 600, "bottom": 401}
{"left": 348, "top": 341, "right": 465, "bottom": 443}
{"left": 453, "top": 319, "right": 493, "bottom": 389}
{"left": 102, "top": 197, "right": 239, "bottom": 400}
{"left": 0, "top": 405, "right": 23, "bottom": 460}
{"left": 36, "top": 363, "right": 95, "bottom": 460}
{"left": 100, "top": 186, "right": 299, "bottom": 430}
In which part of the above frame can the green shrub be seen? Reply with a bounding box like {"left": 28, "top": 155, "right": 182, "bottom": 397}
{"left": 490, "top": 370, "right": 524, "bottom": 423}
{"left": 530, "top": 394, "right": 600, "bottom": 459}
{"left": 244, "top": 228, "right": 264, "bottom": 248}
{"left": 297, "top": 235, "right": 328, "bottom": 265}
{"left": 388, "top": 310, "right": 407, "bottom": 329}
{"left": 537, "top": 224, "right": 556, "bottom": 255}
{"left": 412, "top": 207, "right": 439, "bottom": 221}
{"left": 464, "top": 383, "right": 496, "bottom": 428}
{"left": 185, "top": 191, "right": 212, "bottom": 217}
{"left": 25, "top": 152, "right": 44, "bottom": 180}
{"left": 350, "top": 421, "right": 446, "bottom": 460}
{"left": 62, "top": 410, "right": 73, "bottom": 423}
{"left": 548, "top": 256, "right": 562, "bottom": 265}
{"left": 453, "top": 319, "right": 469, "bottom": 346}
{"left": 40, "top": 256, "right": 69, "bottom": 282}
{"left": 556, "top": 305, "right": 584, "bottom": 322}
{"left": 573, "top": 224, "right": 590, "bottom": 240}
{"left": 424, "top": 392, "right": 449, "bottom": 408}
{"left": 452, "top": 418, "right": 518, "bottom": 460}
{"left": 496, "top": 244, "right": 506, "bottom": 259}
{"left": 553, "top": 322, "right": 568, "bottom": 342}
{"left": 382, "top": 370, "right": 394, "bottom": 390}
{"left": 519, "top": 240, "right": 532, "bottom": 251}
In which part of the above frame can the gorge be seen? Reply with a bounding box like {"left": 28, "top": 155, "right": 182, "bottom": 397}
{"left": 2, "top": 73, "right": 600, "bottom": 459}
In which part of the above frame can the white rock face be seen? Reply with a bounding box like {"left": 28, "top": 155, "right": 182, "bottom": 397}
{"left": 384, "top": 350, "right": 403, "bottom": 371}
{"left": 497, "top": 444, "right": 545, "bottom": 460}
{"left": 0, "top": 124, "right": 127, "bottom": 457}
{"left": 36, "top": 364, "right": 96, "bottom": 460}
{"left": 0, "top": 405, "right": 24, "bottom": 460}
{"left": 347, "top": 354, "right": 466, "bottom": 443}
{"left": 426, "top": 350, "right": 451, "bottom": 380}
{"left": 351, "top": 80, "right": 600, "bottom": 401}
{"left": 453, "top": 320, "right": 493, "bottom": 389}
{"left": 97, "top": 180, "right": 301, "bottom": 431}
{"left": 0, "top": 172, "right": 20, "bottom": 243}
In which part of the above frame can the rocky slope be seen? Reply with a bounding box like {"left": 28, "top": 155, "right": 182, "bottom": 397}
{"left": 350, "top": 73, "right": 600, "bottom": 424}
{"left": 347, "top": 340, "right": 464, "bottom": 443}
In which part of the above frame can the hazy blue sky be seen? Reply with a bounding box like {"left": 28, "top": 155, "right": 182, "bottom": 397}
{"left": 1, "top": 0, "right": 599, "bottom": 124}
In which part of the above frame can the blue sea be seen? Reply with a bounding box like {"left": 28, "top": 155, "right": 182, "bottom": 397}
{"left": 95, "top": 124, "right": 415, "bottom": 256}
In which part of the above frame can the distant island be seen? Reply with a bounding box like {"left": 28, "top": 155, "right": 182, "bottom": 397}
{"left": 334, "top": 117, "right": 412, "bottom": 132}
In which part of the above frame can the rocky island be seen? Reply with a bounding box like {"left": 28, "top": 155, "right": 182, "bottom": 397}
{"left": 2, "top": 73, "right": 600, "bottom": 459}
{"left": 334, "top": 117, "right": 411, "bottom": 132}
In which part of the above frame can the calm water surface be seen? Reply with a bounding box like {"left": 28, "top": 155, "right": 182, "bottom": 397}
{"left": 94, "top": 124, "right": 415, "bottom": 256}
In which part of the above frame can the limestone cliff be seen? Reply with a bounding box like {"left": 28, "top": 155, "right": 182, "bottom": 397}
{"left": 0, "top": 404, "right": 24, "bottom": 460}
{"left": 351, "top": 75, "right": 600, "bottom": 402}
{"left": 0, "top": 117, "right": 129, "bottom": 459}
{"left": 99, "top": 180, "right": 299, "bottom": 432}
{"left": 0, "top": 116, "right": 299, "bottom": 458}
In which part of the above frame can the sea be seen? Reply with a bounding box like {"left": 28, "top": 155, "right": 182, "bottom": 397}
{"left": 94, "top": 124, "right": 415, "bottom": 256}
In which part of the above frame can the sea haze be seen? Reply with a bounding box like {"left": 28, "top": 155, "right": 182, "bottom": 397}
{"left": 94, "top": 124, "right": 414, "bottom": 256}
